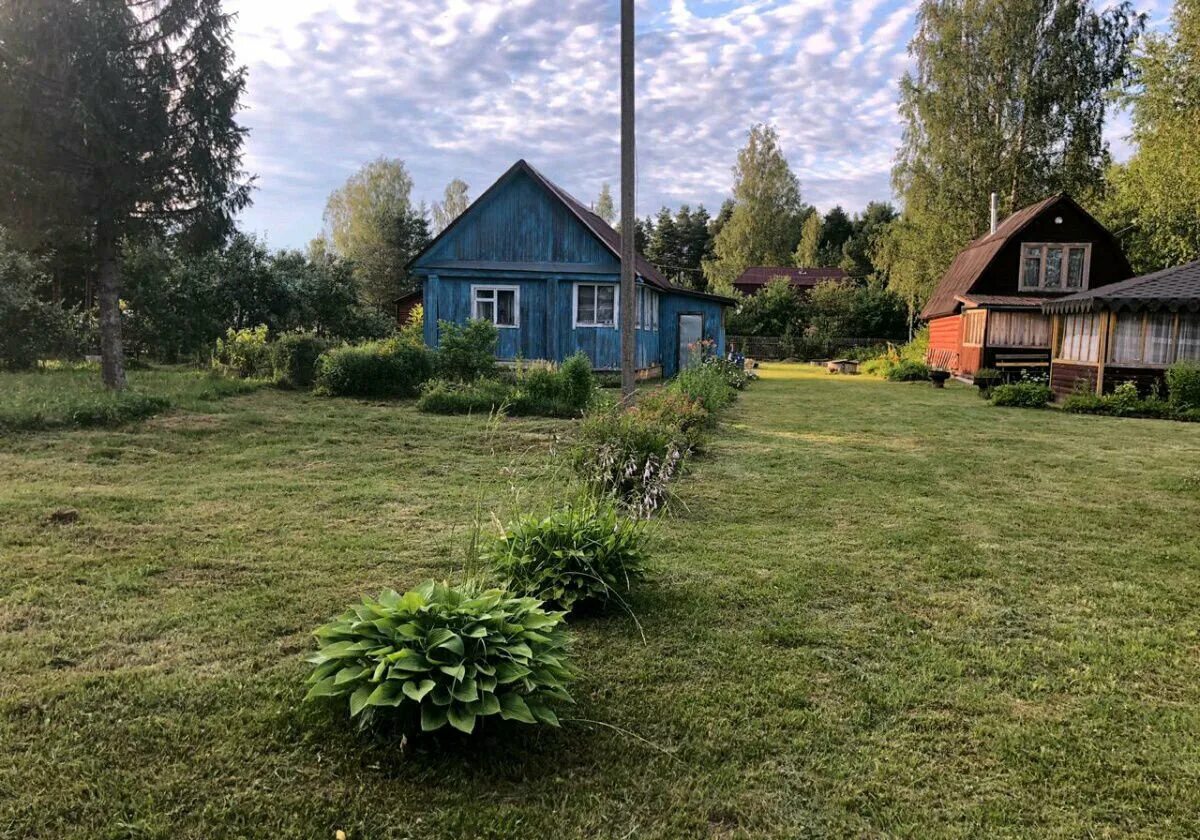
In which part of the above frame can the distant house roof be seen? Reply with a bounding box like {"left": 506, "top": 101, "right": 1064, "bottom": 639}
{"left": 1043, "top": 259, "right": 1200, "bottom": 315}
{"left": 409, "top": 159, "right": 735, "bottom": 306}
{"left": 733, "top": 266, "right": 847, "bottom": 289}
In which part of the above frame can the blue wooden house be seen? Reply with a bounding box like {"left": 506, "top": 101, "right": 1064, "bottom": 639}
{"left": 409, "top": 160, "right": 733, "bottom": 378}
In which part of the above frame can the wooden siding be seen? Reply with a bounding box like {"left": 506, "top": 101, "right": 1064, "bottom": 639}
{"left": 1102, "top": 366, "right": 1168, "bottom": 397}
{"left": 927, "top": 315, "right": 962, "bottom": 370}
{"left": 1050, "top": 362, "right": 1098, "bottom": 400}
{"left": 421, "top": 169, "right": 618, "bottom": 269}
{"left": 972, "top": 201, "right": 1130, "bottom": 299}
{"left": 660, "top": 294, "right": 726, "bottom": 378}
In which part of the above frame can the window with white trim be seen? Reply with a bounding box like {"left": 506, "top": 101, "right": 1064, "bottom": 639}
{"left": 636, "top": 287, "right": 660, "bottom": 331}
{"left": 471, "top": 285, "right": 518, "bottom": 327}
{"left": 574, "top": 283, "right": 617, "bottom": 327}
{"left": 1020, "top": 243, "right": 1091, "bottom": 290}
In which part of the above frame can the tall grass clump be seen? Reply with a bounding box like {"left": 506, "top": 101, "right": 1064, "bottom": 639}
{"left": 483, "top": 497, "right": 649, "bottom": 611}
{"left": 305, "top": 580, "right": 573, "bottom": 734}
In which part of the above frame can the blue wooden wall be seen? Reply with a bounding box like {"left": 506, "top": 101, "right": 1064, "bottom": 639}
{"left": 414, "top": 164, "right": 725, "bottom": 376}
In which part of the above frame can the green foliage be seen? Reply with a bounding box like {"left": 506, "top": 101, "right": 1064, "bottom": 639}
{"left": 643, "top": 204, "right": 714, "bottom": 291}
{"left": 322, "top": 158, "right": 430, "bottom": 308}
{"left": 701, "top": 356, "right": 751, "bottom": 390}
{"left": 594, "top": 183, "right": 616, "bottom": 225}
{"left": 573, "top": 407, "right": 688, "bottom": 518}
{"left": 1101, "top": 0, "right": 1200, "bottom": 271}
{"left": 483, "top": 498, "right": 649, "bottom": 611}
{"left": 431, "top": 178, "right": 470, "bottom": 235}
{"left": 630, "top": 389, "right": 711, "bottom": 451}
{"left": 270, "top": 333, "right": 329, "bottom": 389}
{"left": 794, "top": 212, "right": 822, "bottom": 267}
{"left": 305, "top": 581, "right": 573, "bottom": 734}
{"left": 727, "top": 277, "right": 803, "bottom": 336}
{"left": 670, "top": 364, "right": 737, "bottom": 412}
{"left": 887, "top": 360, "right": 931, "bottom": 382}
{"left": 436, "top": 320, "right": 498, "bottom": 382}
{"left": 1166, "top": 361, "right": 1200, "bottom": 410}
{"left": 889, "top": 0, "right": 1143, "bottom": 313}
{"left": 703, "top": 124, "right": 806, "bottom": 293}
{"left": 314, "top": 340, "right": 433, "bottom": 398}
{"left": 804, "top": 279, "right": 908, "bottom": 345}
{"left": 0, "top": 231, "right": 75, "bottom": 369}
{"left": 973, "top": 367, "right": 1004, "bottom": 397}
{"left": 213, "top": 326, "right": 272, "bottom": 379}
{"left": 397, "top": 303, "right": 425, "bottom": 348}
{"left": 416, "top": 378, "right": 513, "bottom": 415}
{"left": 991, "top": 382, "right": 1053, "bottom": 408}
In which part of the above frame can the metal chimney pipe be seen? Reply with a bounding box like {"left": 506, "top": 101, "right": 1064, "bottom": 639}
{"left": 989, "top": 192, "right": 999, "bottom": 234}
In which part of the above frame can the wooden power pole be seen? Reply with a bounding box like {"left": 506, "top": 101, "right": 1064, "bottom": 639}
{"left": 619, "top": 0, "right": 636, "bottom": 400}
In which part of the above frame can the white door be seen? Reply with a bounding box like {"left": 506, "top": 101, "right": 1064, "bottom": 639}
{"left": 678, "top": 314, "right": 703, "bottom": 371}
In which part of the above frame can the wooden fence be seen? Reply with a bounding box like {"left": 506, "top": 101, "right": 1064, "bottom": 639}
{"left": 727, "top": 335, "right": 899, "bottom": 361}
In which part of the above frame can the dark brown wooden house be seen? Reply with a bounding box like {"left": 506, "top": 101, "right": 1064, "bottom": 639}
{"left": 732, "top": 266, "right": 846, "bottom": 297}
{"left": 922, "top": 194, "right": 1133, "bottom": 377}
{"left": 1044, "top": 259, "right": 1200, "bottom": 399}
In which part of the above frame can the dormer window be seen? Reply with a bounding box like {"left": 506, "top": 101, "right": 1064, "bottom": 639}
{"left": 1020, "top": 243, "right": 1091, "bottom": 291}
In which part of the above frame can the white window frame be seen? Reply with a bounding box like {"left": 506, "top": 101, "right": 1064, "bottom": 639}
{"left": 573, "top": 282, "right": 619, "bottom": 328}
{"left": 1019, "top": 243, "right": 1092, "bottom": 291}
{"left": 470, "top": 285, "right": 520, "bottom": 328}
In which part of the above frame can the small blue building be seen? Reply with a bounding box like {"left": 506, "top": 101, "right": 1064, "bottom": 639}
{"left": 410, "top": 160, "right": 733, "bottom": 378}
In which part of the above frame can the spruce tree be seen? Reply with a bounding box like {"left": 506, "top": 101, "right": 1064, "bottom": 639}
{"left": 0, "top": 0, "right": 251, "bottom": 389}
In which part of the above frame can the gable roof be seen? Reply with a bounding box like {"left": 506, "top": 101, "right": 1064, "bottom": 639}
{"left": 409, "top": 159, "right": 734, "bottom": 305}
{"left": 920, "top": 194, "right": 1068, "bottom": 320}
{"left": 1043, "top": 258, "right": 1200, "bottom": 314}
{"left": 733, "top": 266, "right": 847, "bottom": 288}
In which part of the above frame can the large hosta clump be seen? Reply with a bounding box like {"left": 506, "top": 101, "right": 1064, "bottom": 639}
{"left": 305, "top": 581, "right": 573, "bottom": 734}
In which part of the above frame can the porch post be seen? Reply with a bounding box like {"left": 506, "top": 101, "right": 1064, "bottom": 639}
{"left": 1095, "top": 310, "right": 1112, "bottom": 396}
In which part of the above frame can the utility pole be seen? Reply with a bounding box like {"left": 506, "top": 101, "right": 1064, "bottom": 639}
{"left": 619, "top": 0, "right": 636, "bottom": 400}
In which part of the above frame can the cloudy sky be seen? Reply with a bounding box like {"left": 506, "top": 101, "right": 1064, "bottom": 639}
{"left": 227, "top": 0, "right": 1171, "bottom": 250}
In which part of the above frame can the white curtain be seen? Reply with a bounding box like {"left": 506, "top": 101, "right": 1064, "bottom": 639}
{"left": 1060, "top": 314, "right": 1100, "bottom": 362}
{"left": 988, "top": 311, "right": 1050, "bottom": 347}
{"left": 1146, "top": 313, "right": 1176, "bottom": 364}
{"left": 1178, "top": 314, "right": 1200, "bottom": 361}
{"left": 1111, "top": 313, "right": 1142, "bottom": 364}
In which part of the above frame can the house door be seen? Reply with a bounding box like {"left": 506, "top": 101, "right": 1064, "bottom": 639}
{"left": 678, "top": 313, "right": 703, "bottom": 372}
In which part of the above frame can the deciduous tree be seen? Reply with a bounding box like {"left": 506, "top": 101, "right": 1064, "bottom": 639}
{"left": 432, "top": 178, "right": 470, "bottom": 235}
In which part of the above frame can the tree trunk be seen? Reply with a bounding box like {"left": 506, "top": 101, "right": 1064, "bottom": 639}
{"left": 96, "top": 221, "right": 127, "bottom": 390}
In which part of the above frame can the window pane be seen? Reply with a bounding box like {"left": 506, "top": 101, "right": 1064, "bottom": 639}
{"left": 1178, "top": 314, "right": 1200, "bottom": 361}
{"left": 1044, "top": 247, "right": 1063, "bottom": 288}
{"left": 1022, "top": 247, "right": 1042, "bottom": 288}
{"left": 474, "top": 299, "right": 493, "bottom": 322}
{"left": 577, "top": 285, "right": 596, "bottom": 323}
{"left": 1066, "top": 248, "right": 1086, "bottom": 288}
{"left": 496, "top": 290, "right": 516, "bottom": 326}
{"left": 1146, "top": 313, "right": 1175, "bottom": 364}
{"left": 597, "top": 285, "right": 616, "bottom": 324}
{"left": 1111, "top": 314, "right": 1143, "bottom": 364}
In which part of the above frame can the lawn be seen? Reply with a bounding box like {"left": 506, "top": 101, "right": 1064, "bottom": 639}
{"left": 2, "top": 364, "right": 1199, "bottom": 838}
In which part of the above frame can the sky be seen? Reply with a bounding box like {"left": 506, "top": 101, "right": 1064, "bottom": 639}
{"left": 227, "top": 0, "right": 1172, "bottom": 250}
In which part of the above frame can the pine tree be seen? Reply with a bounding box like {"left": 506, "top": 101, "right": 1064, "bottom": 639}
{"left": 0, "top": 0, "right": 251, "bottom": 389}
{"left": 889, "top": 0, "right": 1143, "bottom": 311}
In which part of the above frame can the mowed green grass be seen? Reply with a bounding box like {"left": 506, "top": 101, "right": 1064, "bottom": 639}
{"left": 2, "top": 364, "right": 1199, "bottom": 838}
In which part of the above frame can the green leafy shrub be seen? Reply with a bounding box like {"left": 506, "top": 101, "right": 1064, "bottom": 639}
{"left": 270, "top": 332, "right": 329, "bottom": 388}
{"left": 305, "top": 581, "right": 573, "bottom": 734}
{"left": 701, "top": 356, "right": 750, "bottom": 390}
{"left": 559, "top": 352, "right": 597, "bottom": 407}
{"left": 484, "top": 498, "right": 649, "bottom": 610}
{"left": 1061, "top": 392, "right": 1106, "bottom": 414}
{"left": 991, "top": 382, "right": 1052, "bottom": 408}
{"left": 511, "top": 353, "right": 596, "bottom": 416}
{"left": 860, "top": 357, "right": 894, "bottom": 377}
{"left": 314, "top": 339, "right": 433, "bottom": 398}
{"left": 886, "top": 360, "right": 930, "bottom": 382}
{"left": 573, "top": 407, "right": 686, "bottom": 518}
{"left": 417, "top": 378, "right": 514, "bottom": 414}
{"left": 670, "top": 363, "right": 736, "bottom": 411}
{"left": 630, "top": 388, "right": 710, "bottom": 450}
{"left": 1105, "top": 381, "right": 1143, "bottom": 415}
{"left": 1167, "top": 362, "right": 1200, "bottom": 410}
{"left": 973, "top": 368, "right": 1003, "bottom": 398}
{"left": 436, "top": 319, "right": 498, "bottom": 381}
{"left": 213, "top": 325, "right": 272, "bottom": 378}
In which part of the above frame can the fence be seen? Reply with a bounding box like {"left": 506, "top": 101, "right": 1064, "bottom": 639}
{"left": 727, "top": 335, "right": 899, "bottom": 361}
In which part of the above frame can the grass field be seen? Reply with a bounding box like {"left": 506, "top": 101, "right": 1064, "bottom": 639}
{"left": 2, "top": 364, "right": 1199, "bottom": 838}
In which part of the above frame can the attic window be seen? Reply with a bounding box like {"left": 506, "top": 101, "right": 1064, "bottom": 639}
{"left": 1020, "top": 243, "right": 1091, "bottom": 291}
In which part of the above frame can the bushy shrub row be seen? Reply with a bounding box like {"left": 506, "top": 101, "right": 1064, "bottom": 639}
{"left": 416, "top": 353, "right": 597, "bottom": 417}
{"left": 1063, "top": 376, "right": 1200, "bottom": 422}
{"left": 991, "top": 381, "right": 1053, "bottom": 408}
{"left": 313, "top": 338, "right": 433, "bottom": 398}
{"left": 1167, "top": 362, "right": 1200, "bottom": 410}
{"left": 213, "top": 326, "right": 332, "bottom": 388}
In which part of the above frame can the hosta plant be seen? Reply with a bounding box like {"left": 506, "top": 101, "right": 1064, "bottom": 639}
{"left": 484, "top": 498, "right": 649, "bottom": 610}
{"left": 305, "top": 580, "right": 573, "bottom": 734}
